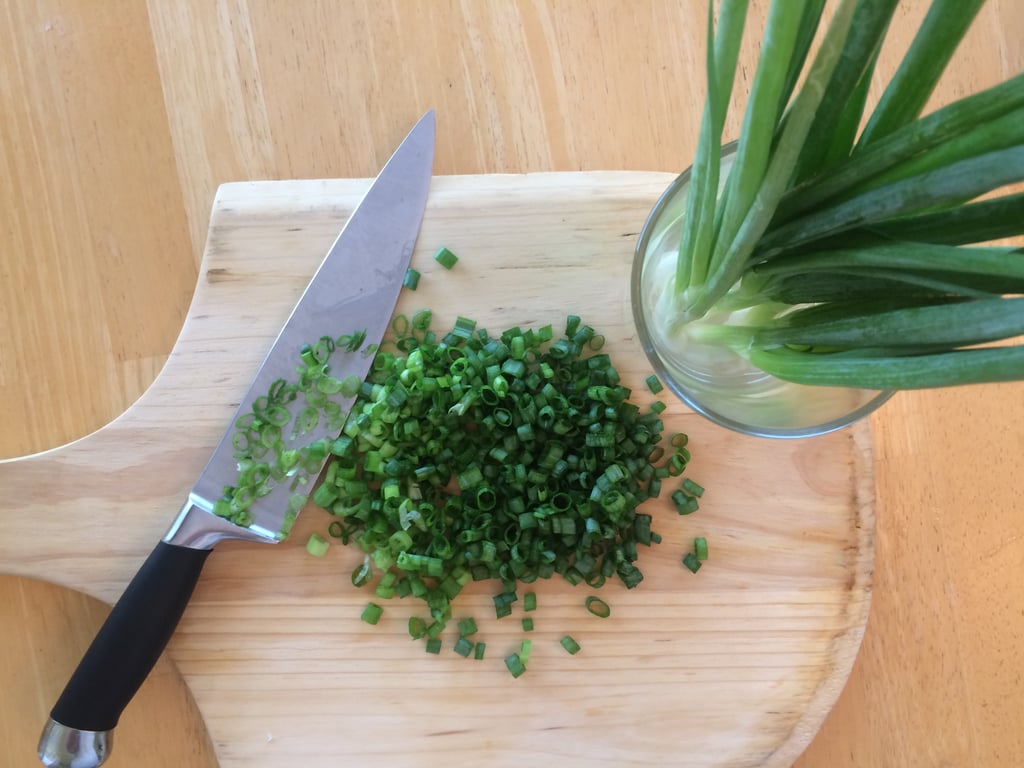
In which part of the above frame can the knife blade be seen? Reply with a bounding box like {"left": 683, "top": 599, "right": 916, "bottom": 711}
{"left": 38, "top": 110, "right": 436, "bottom": 768}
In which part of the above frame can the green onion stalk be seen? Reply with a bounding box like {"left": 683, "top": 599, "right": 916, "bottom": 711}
{"left": 656, "top": 0, "right": 1024, "bottom": 391}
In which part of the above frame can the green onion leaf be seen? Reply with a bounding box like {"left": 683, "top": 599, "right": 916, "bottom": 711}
{"left": 857, "top": 0, "right": 986, "bottom": 147}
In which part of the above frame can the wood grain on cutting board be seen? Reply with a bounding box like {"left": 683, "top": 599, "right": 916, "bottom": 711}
{"left": 0, "top": 174, "right": 873, "bottom": 767}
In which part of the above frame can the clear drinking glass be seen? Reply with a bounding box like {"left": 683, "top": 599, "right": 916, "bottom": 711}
{"left": 631, "top": 145, "right": 893, "bottom": 438}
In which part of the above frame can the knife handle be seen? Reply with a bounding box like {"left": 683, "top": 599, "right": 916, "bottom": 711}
{"left": 38, "top": 541, "right": 211, "bottom": 768}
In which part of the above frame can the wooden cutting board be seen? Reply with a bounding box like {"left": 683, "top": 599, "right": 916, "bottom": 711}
{"left": 0, "top": 173, "right": 874, "bottom": 768}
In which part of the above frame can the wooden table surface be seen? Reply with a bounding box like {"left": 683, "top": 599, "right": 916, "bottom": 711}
{"left": 2, "top": 2, "right": 1022, "bottom": 766}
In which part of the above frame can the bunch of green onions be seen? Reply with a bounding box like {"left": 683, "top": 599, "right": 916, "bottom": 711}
{"left": 671, "top": 0, "right": 1024, "bottom": 389}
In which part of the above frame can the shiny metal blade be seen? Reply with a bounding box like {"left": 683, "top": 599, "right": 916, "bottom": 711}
{"left": 178, "top": 111, "right": 435, "bottom": 544}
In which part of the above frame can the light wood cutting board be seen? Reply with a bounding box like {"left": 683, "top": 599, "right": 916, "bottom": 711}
{"left": 0, "top": 173, "right": 874, "bottom": 768}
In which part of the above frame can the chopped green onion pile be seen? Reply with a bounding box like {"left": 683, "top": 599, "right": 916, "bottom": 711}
{"left": 664, "top": 0, "right": 1024, "bottom": 390}
{"left": 299, "top": 310, "right": 704, "bottom": 670}
{"left": 314, "top": 314, "right": 687, "bottom": 611}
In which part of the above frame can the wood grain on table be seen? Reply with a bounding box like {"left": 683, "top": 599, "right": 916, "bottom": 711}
{"left": 2, "top": 2, "right": 1022, "bottom": 767}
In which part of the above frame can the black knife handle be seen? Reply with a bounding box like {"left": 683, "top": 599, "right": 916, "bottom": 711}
{"left": 47, "top": 541, "right": 211, "bottom": 733}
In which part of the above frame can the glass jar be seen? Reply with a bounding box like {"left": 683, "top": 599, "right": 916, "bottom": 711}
{"left": 631, "top": 144, "right": 893, "bottom": 438}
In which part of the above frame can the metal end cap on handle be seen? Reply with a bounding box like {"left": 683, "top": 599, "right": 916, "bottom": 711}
{"left": 38, "top": 719, "right": 111, "bottom": 768}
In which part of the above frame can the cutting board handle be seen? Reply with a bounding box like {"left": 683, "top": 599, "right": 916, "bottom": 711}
{"left": 38, "top": 541, "right": 211, "bottom": 767}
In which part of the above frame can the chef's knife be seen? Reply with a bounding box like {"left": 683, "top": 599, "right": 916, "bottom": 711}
{"left": 38, "top": 110, "right": 436, "bottom": 768}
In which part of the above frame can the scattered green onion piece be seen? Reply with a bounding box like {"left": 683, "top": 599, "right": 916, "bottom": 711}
{"left": 524, "top": 592, "right": 537, "bottom": 612}
{"left": 682, "top": 552, "right": 702, "bottom": 574}
{"left": 522, "top": 617, "right": 534, "bottom": 632}
{"left": 403, "top": 268, "right": 421, "bottom": 291}
{"left": 658, "top": 0, "right": 1024, "bottom": 391}
{"left": 425, "top": 638, "right": 442, "bottom": 654}
{"left": 434, "top": 246, "right": 459, "bottom": 270}
{"left": 394, "top": 575, "right": 412, "bottom": 598}
{"left": 504, "top": 653, "right": 526, "bottom": 678}
{"left": 458, "top": 617, "right": 479, "bottom": 637}
{"left": 518, "top": 639, "right": 532, "bottom": 664}
{"left": 361, "top": 602, "right": 384, "bottom": 625}
{"left": 645, "top": 374, "right": 664, "bottom": 394}
{"left": 585, "top": 596, "right": 611, "bottom": 618}
{"left": 453, "top": 636, "right": 474, "bottom": 657}
{"left": 683, "top": 478, "right": 705, "bottom": 497}
{"left": 351, "top": 558, "right": 372, "bottom": 587}
{"left": 408, "top": 616, "right": 427, "bottom": 639}
{"left": 297, "top": 313, "right": 690, "bottom": 666}
{"left": 671, "top": 490, "right": 700, "bottom": 515}
{"left": 695, "top": 536, "right": 709, "bottom": 561}
{"left": 560, "top": 635, "right": 581, "bottom": 655}
{"left": 474, "top": 642, "right": 486, "bottom": 660}
{"left": 327, "top": 520, "right": 350, "bottom": 542}
{"left": 305, "top": 533, "right": 329, "bottom": 557}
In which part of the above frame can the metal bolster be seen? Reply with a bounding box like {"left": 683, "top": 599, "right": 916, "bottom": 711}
{"left": 163, "top": 494, "right": 280, "bottom": 549}
{"left": 38, "top": 718, "right": 111, "bottom": 768}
